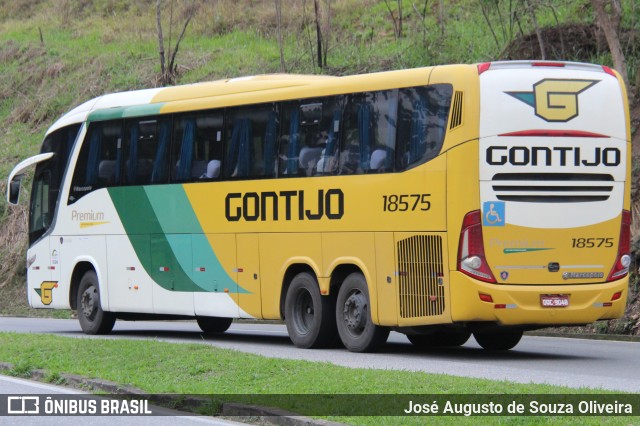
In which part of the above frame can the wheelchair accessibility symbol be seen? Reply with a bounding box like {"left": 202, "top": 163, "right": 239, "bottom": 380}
{"left": 483, "top": 201, "right": 505, "bottom": 227}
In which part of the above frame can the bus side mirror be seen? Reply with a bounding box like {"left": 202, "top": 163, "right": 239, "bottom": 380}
{"left": 8, "top": 177, "right": 22, "bottom": 205}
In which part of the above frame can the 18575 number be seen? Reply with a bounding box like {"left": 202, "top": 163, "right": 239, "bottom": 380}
{"left": 571, "top": 237, "right": 614, "bottom": 248}
{"left": 382, "top": 194, "right": 431, "bottom": 212}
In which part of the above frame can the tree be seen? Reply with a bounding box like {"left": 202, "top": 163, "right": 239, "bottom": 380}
{"left": 384, "top": 0, "right": 403, "bottom": 39}
{"left": 307, "top": 0, "right": 332, "bottom": 69}
{"left": 275, "top": 0, "right": 286, "bottom": 72}
{"left": 314, "top": 0, "right": 323, "bottom": 68}
{"left": 524, "top": 0, "right": 546, "bottom": 60}
{"left": 590, "top": 0, "right": 629, "bottom": 90}
{"left": 156, "top": 0, "right": 199, "bottom": 86}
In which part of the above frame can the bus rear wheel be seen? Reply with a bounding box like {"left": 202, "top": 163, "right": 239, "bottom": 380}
{"left": 336, "top": 273, "right": 389, "bottom": 353}
{"left": 197, "top": 317, "right": 233, "bottom": 334}
{"left": 408, "top": 329, "right": 471, "bottom": 348}
{"left": 284, "top": 272, "right": 336, "bottom": 349}
{"left": 77, "top": 270, "right": 115, "bottom": 335}
{"left": 473, "top": 329, "right": 523, "bottom": 351}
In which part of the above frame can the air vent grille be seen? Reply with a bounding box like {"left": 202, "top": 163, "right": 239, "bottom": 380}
{"left": 449, "top": 91, "right": 463, "bottom": 129}
{"left": 491, "top": 173, "right": 614, "bottom": 203}
{"left": 397, "top": 235, "right": 445, "bottom": 318}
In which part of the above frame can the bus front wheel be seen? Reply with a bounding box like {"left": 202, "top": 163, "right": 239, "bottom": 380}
{"left": 284, "top": 272, "right": 336, "bottom": 348}
{"left": 197, "top": 317, "right": 233, "bottom": 334}
{"left": 336, "top": 273, "right": 389, "bottom": 353}
{"left": 473, "top": 329, "right": 523, "bottom": 351}
{"left": 77, "top": 270, "right": 115, "bottom": 335}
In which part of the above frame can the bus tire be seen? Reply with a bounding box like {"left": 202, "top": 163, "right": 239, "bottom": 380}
{"left": 473, "top": 329, "right": 523, "bottom": 351}
{"left": 336, "top": 272, "right": 389, "bottom": 353}
{"left": 408, "top": 329, "right": 471, "bottom": 348}
{"left": 284, "top": 272, "right": 336, "bottom": 349}
{"left": 77, "top": 270, "right": 115, "bottom": 335}
{"left": 197, "top": 317, "right": 233, "bottom": 334}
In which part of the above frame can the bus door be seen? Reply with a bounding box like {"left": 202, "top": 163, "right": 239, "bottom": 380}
{"left": 28, "top": 237, "right": 56, "bottom": 309}
{"left": 151, "top": 234, "right": 195, "bottom": 315}
{"left": 236, "top": 233, "right": 262, "bottom": 318}
{"left": 7, "top": 153, "right": 58, "bottom": 308}
{"left": 106, "top": 234, "right": 153, "bottom": 313}
{"left": 193, "top": 233, "right": 240, "bottom": 318}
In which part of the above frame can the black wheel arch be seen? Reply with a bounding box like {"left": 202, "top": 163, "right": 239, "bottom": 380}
{"left": 69, "top": 261, "right": 97, "bottom": 311}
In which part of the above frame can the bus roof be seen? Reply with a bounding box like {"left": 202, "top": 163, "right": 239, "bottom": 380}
{"left": 46, "top": 67, "right": 458, "bottom": 134}
{"left": 46, "top": 74, "right": 338, "bottom": 134}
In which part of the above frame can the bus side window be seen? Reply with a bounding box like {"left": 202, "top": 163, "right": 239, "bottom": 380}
{"left": 339, "top": 90, "right": 396, "bottom": 175}
{"left": 339, "top": 97, "right": 360, "bottom": 175}
{"left": 124, "top": 117, "right": 170, "bottom": 186}
{"left": 150, "top": 119, "right": 171, "bottom": 183}
{"left": 172, "top": 112, "right": 223, "bottom": 182}
{"left": 225, "top": 104, "right": 276, "bottom": 179}
{"left": 315, "top": 109, "right": 341, "bottom": 176}
{"left": 279, "top": 104, "right": 302, "bottom": 176}
{"left": 281, "top": 98, "right": 343, "bottom": 177}
{"left": 69, "top": 120, "right": 122, "bottom": 204}
{"left": 395, "top": 84, "right": 453, "bottom": 171}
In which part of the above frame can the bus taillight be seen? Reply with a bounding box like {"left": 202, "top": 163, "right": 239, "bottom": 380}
{"left": 477, "top": 62, "right": 491, "bottom": 75}
{"left": 602, "top": 65, "right": 616, "bottom": 77}
{"left": 607, "top": 210, "right": 631, "bottom": 282}
{"left": 458, "top": 210, "right": 497, "bottom": 283}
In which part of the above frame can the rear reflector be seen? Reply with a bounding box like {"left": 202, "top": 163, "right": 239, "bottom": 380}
{"left": 479, "top": 293, "right": 493, "bottom": 303}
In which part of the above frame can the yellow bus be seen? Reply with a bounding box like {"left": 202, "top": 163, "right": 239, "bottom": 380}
{"left": 7, "top": 61, "right": 631, "bottom": 351}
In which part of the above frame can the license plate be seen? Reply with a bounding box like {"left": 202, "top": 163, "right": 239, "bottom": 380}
{"left": 540, "top": 294, "right": 569, "bottom": 307}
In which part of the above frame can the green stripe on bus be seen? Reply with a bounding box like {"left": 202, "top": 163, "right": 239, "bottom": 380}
{"left": 108, "top": 186, "right": 202, "bottom": 292}
{"left": 108, "top": 185, "right": 248, "bottom": 294}
{"left": 144, "top": 185, "right": 248, "bottom": 294}
{"left": 88, "top": 103, "right": 165, "bottom": 122}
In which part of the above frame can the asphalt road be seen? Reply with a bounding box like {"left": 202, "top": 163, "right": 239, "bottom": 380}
{"left": 1, "top": 317, "right": 639, "bottom": 392}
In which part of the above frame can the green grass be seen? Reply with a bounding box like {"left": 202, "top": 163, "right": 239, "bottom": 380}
{"left": 0, "top": 332, "right": 635, "bottom": 425}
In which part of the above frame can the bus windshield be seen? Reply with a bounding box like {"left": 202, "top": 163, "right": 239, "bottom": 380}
{"left": 28, "top": 123, "right": 81, "bottom": 244}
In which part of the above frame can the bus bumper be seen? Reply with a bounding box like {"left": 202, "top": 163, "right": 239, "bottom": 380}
{"left": 449, "top": 272, "right": 628, "bottom": 325}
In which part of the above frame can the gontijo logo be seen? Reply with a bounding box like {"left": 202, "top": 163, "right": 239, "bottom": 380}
{"left": 506, "top": 79, "right": 599, "bottom": 122}
{"left": 35, "top": 281, "right": 57, "bottom": 305}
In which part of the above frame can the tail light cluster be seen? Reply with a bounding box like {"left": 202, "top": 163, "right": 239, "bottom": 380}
{"left": 607, "top": 210, "right": 631, "bottom": 282}
{"left": 457, "top": 209, "right": 631, "bottom": 284}
{"left": 457, "top": 210, "right": 496, "bottom": 283}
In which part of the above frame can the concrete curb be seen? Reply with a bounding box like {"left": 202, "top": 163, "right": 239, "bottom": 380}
{"left": 524, "top": 330, "right": 640, "bottom": 342}
{"left": 0, "top": 363, "right": 342, "bottom": 426}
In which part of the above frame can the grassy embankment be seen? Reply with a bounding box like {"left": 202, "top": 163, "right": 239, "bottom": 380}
{"left": 0, "top": 332, "right": 635, "bottom": 425}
